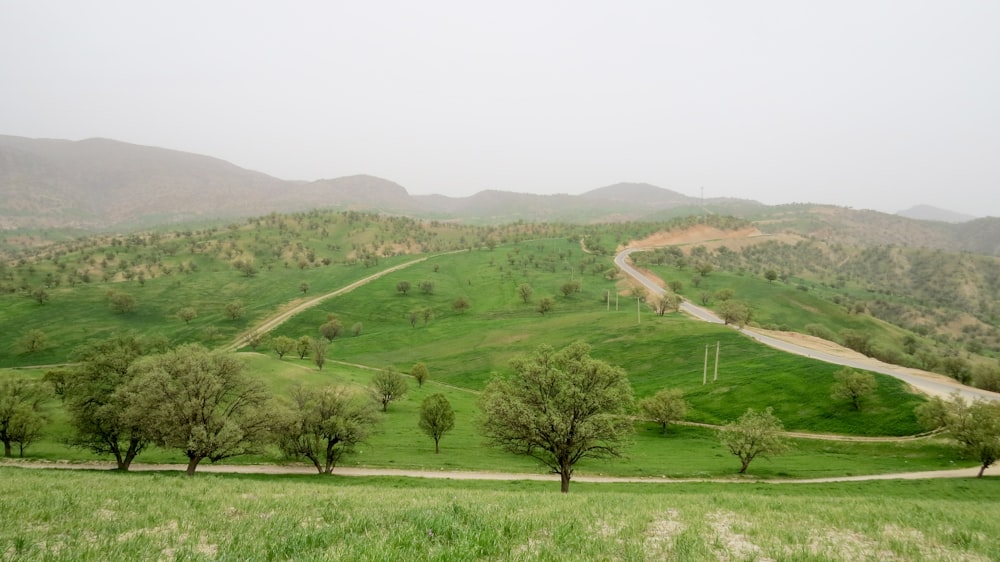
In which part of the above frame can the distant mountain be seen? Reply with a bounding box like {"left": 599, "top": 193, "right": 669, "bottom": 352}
{"left": 1, "top": 134, "right": 998, "bottom": 257}
{"left": 896, "top": 205, "right": 976, "bottom": 223}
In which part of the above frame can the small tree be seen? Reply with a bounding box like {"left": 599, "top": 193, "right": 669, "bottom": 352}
{"left": 830, "top": 368, "right": 878, "bottom": 411}
{"left": 411, "top": 362, "right": 430, "bottom": 388}
{"left": 122, "top": 344, "right": 272, "bottom": 476}
{"left": 273, "top": 335, "right": 296, "bottom": 359}
{"left": 916, "top": 394, "right": 1000, "bottom": 477}
{"left": 639, "top": 389, "right": 687, "bottom": 433}
{"left": 452, "top": 296, "right": 471, "bottom": 314}
{"left": 419, "top": 281, "right": 434, "bottom": 295}
{"left": 320, "top": 317, "right": 343, "bottom": 341}
{"left": 537, "top": 297, "right": 554, "bottom": 316}
{"left": 480, "top": 341, "right": 634, "bottom": 493}
{"left": 299, "top": 282, "right": 310, "bottom": 294}
{"left": 311, "top": 338, "right": 327, "bottom": 371}
{"left": 396, "top": 281, "right": 411, "bottom": 295}
{"left": 276, "top": 384, "right": 379, "bottom": 474}
{"left": 108, "top": 291, "right": 136, "bottom": 314}
{"left": 351, "top": 322, "right": 363, "bottom": 337}
{"left": 517, "top": 283, "right": 533, "bottom": 303}
{"left": 31, "top": 288, "right": 49, "bottom": 305}
{"left": 18, "top": 329, "right": 48, "bottom": 354}
{"left": 718, "top": 300, "right": 751, "bottom": 327}
{"left": 764, "top": 270, "right": 778, "bottom": 283}
{"left": 0, "top": 379, "right": 48, "bottom": 458}
{"left": 560, "top": 281, "right": 580, "bottom": 297}
{"left": 419, "top": 394, "right": 455, "bottom": 454}
{"left": 718, "top": 407, "right": 787, "bottom": 474}
{"left": 225, "top": 299, "right": 245, "bottom": 320}
{"left": 371, "top": 369, "right": 408, "bottom": 412}
{"left": 296, "top": 336, "right": 311, "bottom": 360}
{"left": 176, "top": 307, "right": 198, "bottom": 324}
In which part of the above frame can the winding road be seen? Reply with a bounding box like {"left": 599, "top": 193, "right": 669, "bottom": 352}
{"left": 614, "top": 247, "right": 1000, "bottom": 403}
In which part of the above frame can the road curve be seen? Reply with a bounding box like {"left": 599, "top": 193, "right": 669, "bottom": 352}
{"left": 615, "top": 248, "right": 1000, "bottom": 403}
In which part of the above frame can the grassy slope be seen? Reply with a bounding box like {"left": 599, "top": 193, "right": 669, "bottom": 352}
{"left": 1, "top": 468, "right": 997, "bottom": 561}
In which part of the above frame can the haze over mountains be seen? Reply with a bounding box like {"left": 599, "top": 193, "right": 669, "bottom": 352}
{"left": 0, "top": 135, "right": 983, "bottom": 231}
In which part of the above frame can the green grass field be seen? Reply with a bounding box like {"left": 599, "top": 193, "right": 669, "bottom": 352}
{"left": 1, "top": 467, "right": 997, "bottom": 561}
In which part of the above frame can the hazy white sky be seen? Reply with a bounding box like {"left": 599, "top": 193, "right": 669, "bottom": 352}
{"left": 2, "top": 1, "right": 999, "bottom": 216}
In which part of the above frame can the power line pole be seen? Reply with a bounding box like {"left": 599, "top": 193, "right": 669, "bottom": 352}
{"left": 713, "top": 341, "right": 720, "bottom": 382}
{"left": 637, "top": 296, "right": 641, "bottom": 324}
{"left": 703, "top": 344, "right": 708, "bottom": 385}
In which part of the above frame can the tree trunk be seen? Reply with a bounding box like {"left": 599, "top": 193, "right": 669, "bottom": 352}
{"left": 3, "top": 439, "right": 11, "bottom": 458}
{"left": 120, "top": 440, "right": 141, "bottom": 471}
{"left": 559, "top": 464, "right": 572, "bottom": 493}
{"left": 978, "top": 463, "right": 988, "bottom": 478}
{"left": 739, "top": 457, "right": 751, "bottom": 474}
{"left": 185, "top": 456, "right": 203, "bottom": 477}
{"left": 434, "top": 437, "right": 440, "bottom": 454}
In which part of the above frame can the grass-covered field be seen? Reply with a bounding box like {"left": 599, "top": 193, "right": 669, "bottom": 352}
{"left": 2, "top": 467, "right": 997, "bottom": 561}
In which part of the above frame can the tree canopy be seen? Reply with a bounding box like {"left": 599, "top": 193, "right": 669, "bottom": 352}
{"left": 718, "top": 407, "right": 787, "bottom": 474}
{"left": 479, "top": 341, "right": 635, "bottom": 493}
{"left": 418, "top": 394, "right": 455, "bottom": 454}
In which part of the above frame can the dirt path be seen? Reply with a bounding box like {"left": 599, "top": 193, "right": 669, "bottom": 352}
{"left": 222, "top": 256, "right": 429, "bottom": 352}
{"left": 1, "top": 459, "right": 989, "bottom": 483}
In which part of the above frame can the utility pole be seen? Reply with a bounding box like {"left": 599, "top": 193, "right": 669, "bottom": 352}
{"left": 713, "top": 341, "right": 720, "bottom": 382}
{"left": 615, "top": 292, "right": 619, "bottom": 311}
{"left": 606, "top": 290, "right": 609, "bottom": 311}
{"left": 703, "top": 344, "right": 708, "bottom": 385}
{"left": 637, "top": 296, "right": 641, "bottom": 324}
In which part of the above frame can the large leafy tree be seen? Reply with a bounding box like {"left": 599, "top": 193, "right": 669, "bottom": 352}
{"left": 122, "top": 344, "right": 273, "bottom": 476}
{"left": 276, "top": 384, "right": 379, "bottom": 474}
{"left": 830, "top": 368, "right": 878, "bottom": 411}
{"left": 480, "top": 341, "right": 635, "bottom": 493}
{"left": 718, "top": 407, "right": 787, "bottom": 474}
{"left": 916, "top": 394, "right": 1000, "bottom": 477}
{"left": 65, "top": 334, "right": 168, "bottom": 470}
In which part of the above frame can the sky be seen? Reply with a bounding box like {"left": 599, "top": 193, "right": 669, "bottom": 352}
{"left": 2, "top": 1, "right": 999, "bottom": 217}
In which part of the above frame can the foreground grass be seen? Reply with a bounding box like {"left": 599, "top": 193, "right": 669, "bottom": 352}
{"left": 1, "top": 467, "right": 997, "bottom": 561}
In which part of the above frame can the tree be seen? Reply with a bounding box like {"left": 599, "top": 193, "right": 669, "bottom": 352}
{"left": 764, "top": 269, "right": 778, "bottom": 283}
{"left": 108, "top": 291, "right": 136, "bottom": 313}
{"left": 479, "top": 341, "right": 635, "bottom": 493}
{"left": 718, "top": 300, "right": 751, "bottom": 327}
{"left": 560, "top": 281, "right": 580, "bottom": 297}
{"left": 639, "top": 389, "right": 687, "bottom": 433}
{"left": 122, "top": 344, "right": 272, "bottom": 476}
{"left": 517, "top": 283, "right": 533, "bottom": 303}
{"left": 319, "top": 317, "right": 343, "bottom": 341}
{"left": 396, "top": 281, "right": 411, "bottom": 295}
{"left": 225, "top": 299, "right": 245, "bottom": 320}
{"left": 31, "top": 287, "right": 49, "bottom": 305}
{"left": 18, "top": 329, "right": 47, "bottom": 354}
{"left": 64, "top": 334, "right": 166, "bottom": 470}
{"left": 311, "top": 338, "right": 327, "bottom": 370}
{"left": 351, "top": 322, "right": 363, "bottom": 337}
{"left": 653, "top": 294, "right": 679, "bottom": 316}
{"left": 718, "top": 407, "right": 787, "bottom": 474}
{"left": 537, "top": 297, "right": 554, "bottom": 316}
{"left": 299, "top": 282, "right": 310, "bottom": 294}
{"left": 272, "top": 335, "right": 296, "bottom": 359}
{"left": 176, "top": 306, "right": 198, "bottom": 324}
{"left": 0, "top": 378, "right": 48, "bottom": 458}
{"left": 276, "top": 384, "right": 379, "bottom": 474}
{"left": 916, "top": 394, "right": 1000, "bottom": 477}
{"left": 419, "top": 394, "right": 455, "bottom": 454}
{"left": 452, "top": 296, "right": 470, "bottom": 314}
{"left": 411, "top": 362, "right": 429, "bottom": 388}
{"left": 830, "top": 368, "right": 878, "bottom": 411}
{"left": 371, "top": 369, "right": 408, "bottom": 412}
{"left": 296, "top": 336, "right": 311, "bottom": 360}
{"left": 419, "top": 281, "right": 434, "bottom": 295}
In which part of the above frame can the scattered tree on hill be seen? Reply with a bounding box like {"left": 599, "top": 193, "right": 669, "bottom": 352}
{"left": 409, "top": 311, "right": 419, "bottom": 327}
{"left": 419, "top": 394, "right": 455, "bottom": 454}
{"left": 176, "top": 306, "right": 198, "bottom": 324}
{"left": 299, "top": 282, "right": 309, "bottom": 294}
{"left": 411, "top": 362, "right": 429, "bottom": 388}
{"left": 517, "top": 283, "right": 533, "bottom": 303}
{"left": 276, "top": 384, "right": 379, "bottom": 474}
{"left": 0, "top": 378, "right": 48, "bottom": 458}
{"left": 320, "top": 316, "right": 343, "bottom": 341}
{"left": 232, "top": 258, "right": 258, "bottom": 278}
{"left": 668, "top": 280, "right": 683, "bottom": 293}
{"left": 419, "top": 281, "right": 434, "bottom": 295}
{"left": 122, "top": 344, "right": 272, "bottom": 476}
{"left": 296, "top": 336, "right": 311, "bottom": 360}
{"left": 718, "top": 300, "right": 751, "bottom": 327}
{"left": 311, "top": 338, "right": 327, "bottom": 370}
{"left": 653, "top": 294, "right": 679, "bottom": 316}
{"left": 18, "top": 329, "right": 48, "bottom": 354}
{"left": 452, "top": 296, "right": 470, "bottom": 314}
{"left": 273, "top": 335, "right": 296, "bottom": 359}
{"left": 108, "top": 291, "right": 136, "bottom": 314}
{"left": 839, "top": 329, "right": 873, "bottom": 356}
{"left": 765, "top": 269, "right": 778, "bottom": 283}
{"left": 421, "top": 308, "right": 433, "bottom": 325}
{"left": 225, "top": 299, "right": 245, "bottom": 320}
{"left": 480, "top": 341, "right": 635, "bottom": 493}
{"left": 351, "top": 322, "right": 363, "bottom": 337}
{"left": 830, "top": 368, "right": 878, "bottom": 411}
{"left": 560, "top": 281, "right": 580, "bottom": 297}
{"left": 537, "top": 297, "right": 554, "bottom": 316}
{"left": 714, "top": 288, "right": 735, "bottom": 302}
{"left": 396, "top": 281, "right": 411, "bottom": 295}
{"left": 916, "top": 394, "right": 1000, "bottom": 477}
{"left": 31, "top": 288, "right": 49, "bottom": 305}
{"left": 64, "top": 334, "right": 167, "bottom": 470}
{"left": 718, "top": 407, "right": 787, "bottom": 474}
{"left": 371, "top": 369, "right": 408, "bottom": 412}
{"left": 639, "top": 389, "right": 688, "bottom": 433}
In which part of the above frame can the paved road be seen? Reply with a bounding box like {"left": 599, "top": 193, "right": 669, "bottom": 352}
{"left": 615, "top": 248, "right": 1000, "bottom": 403}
